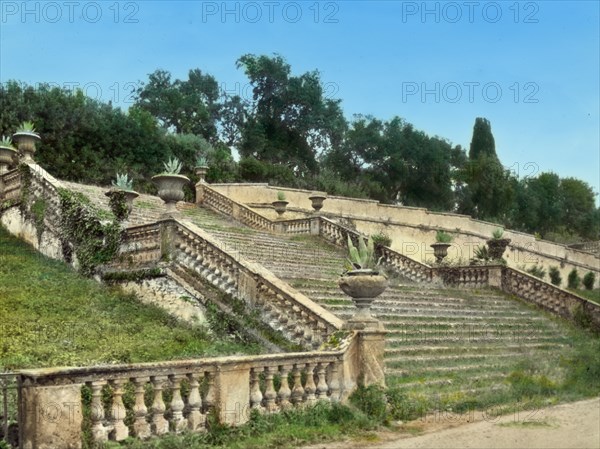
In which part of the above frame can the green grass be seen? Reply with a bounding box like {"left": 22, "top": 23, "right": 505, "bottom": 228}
{"left": 0, "top": 226, "right": 261, "bottom": 370}
{"left": 570, "top": 288, "right": 600, "bottom": 305}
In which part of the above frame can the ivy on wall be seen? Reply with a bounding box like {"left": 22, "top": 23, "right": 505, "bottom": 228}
{"left": 57, "top": 188, "right": 125, "bottom": 276}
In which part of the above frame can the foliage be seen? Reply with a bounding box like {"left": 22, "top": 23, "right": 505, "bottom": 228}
{"left": 549, "top": 266, "right": 562, "bottom": 286}
{"left": 346, "top": 235, "right": 380, "bottom": 270}
{"left": 348, "top": 385, "right": 388, "bottom": 423}
{"left": 57, "top": 188, "right": 124, "bottom": 276}
{"left": 473, "top": 245, "right": 491, "bottom": 262}
{"left": 371, "top": 232, "right": 392, "bottom": 248}
{"left": 525, "top": 264, "right": 546, "bottom": 280}
{"left": 17, "top": 120, "right": 36, "bottom": 133}
{"left": 492, "top": 228, "right": 504, "bottom": 239}
{"left": 162, "top": 156, "right": 183, "bottom": 174}
{"left": 0, "top": 226, "right": 258, "bottom": 370}
{"left": 107, "top": 190, "right": 130, "bottom": 222}
{"left": 276, "top": 191, "right": 286, "bottom": 201}
{"left": 583, "top": 272, "right": 596, "bottom": 290}
{"left": 567, "top": 269, "right": 581, "bottom": 289}
{"left": 112, "top": 172, "right": 133, "bottom": 191}
{"left": 435, "top": 230, "right": 453, "bottom": 243}
{"left": 0, "top": 135, "right": 15, "bottom": 148}
{"left": 196, "top": 154, "right": 208, "bottom": 167}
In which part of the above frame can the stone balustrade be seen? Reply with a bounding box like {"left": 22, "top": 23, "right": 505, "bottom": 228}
{"left": 501, "top": 267, "right": 600, "bottom": 329}
{"left": 277, "top": 218, "right": 313, "bottom": 235}
{"left": 0, "top": 168, "right": 21, "bottom": 204}
{"left": 434, "top": 265, "right": 500, "bottom": 289}
{"left": 117, "top": 222, "right": 162, "bottom": 267}
{"left": 18, "top": 349, "right": 350, "bottom": 448}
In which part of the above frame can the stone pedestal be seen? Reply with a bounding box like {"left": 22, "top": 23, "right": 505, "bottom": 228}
{"left": 215, "top": 364, "right": 251, "bottom": 426}
{"left": 344, "top": 319, "right": 386, "bottom": 388}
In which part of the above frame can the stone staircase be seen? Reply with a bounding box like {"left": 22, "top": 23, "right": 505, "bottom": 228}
{"left": 60, "top": 181, "right": 574, "bottom": 400}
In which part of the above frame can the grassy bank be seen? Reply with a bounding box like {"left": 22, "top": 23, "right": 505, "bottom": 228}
{"left": 0, "top": 226, "right": 261, "bottom": 371}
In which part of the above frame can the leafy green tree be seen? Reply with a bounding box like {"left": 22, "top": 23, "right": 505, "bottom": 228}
{"left": 469, "top": 117, "right": 498, "bottom": 161}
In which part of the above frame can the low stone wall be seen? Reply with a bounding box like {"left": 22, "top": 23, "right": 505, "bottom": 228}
{"left": 210, "top": 183, "right": 600, "bottom": 288}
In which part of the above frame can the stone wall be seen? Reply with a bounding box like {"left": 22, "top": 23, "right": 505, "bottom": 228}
{"left": 210, "top": 183, "right": 600, "bottom": 288}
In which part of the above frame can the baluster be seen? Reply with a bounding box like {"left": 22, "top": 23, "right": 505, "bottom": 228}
{"left": 263, "top": 366, "right": 278, "bottom": 413}
{"left": 204, "top": 371, "right": 216, "bottom": 413}
{"left": 277, "top": 365, "right": 292, "bottom": 410}
{"left": 328, "top": 361, "right": 341, "bottom": 402}
{"left": 169, "top": 375, "right": 188, "bottom": 432}
{"left": 150, "top": 376, "right": 169, "bottom": 435}
{"left": 187, "top": 373, "right": 205, "bottom": 431}
{"left": 315, "top": 363, "right": 329, "bottom": 402}
{"left": 89, "top": 380, "right": 108, "bottom": 442}
{"left": 304, "top": 363, "right": 317, "bottom": 405}
{"left": 132, "top": 377, "right": 151, "bottom": 439}
{"left": 249, "top": 368, "right": 264, "bottom": 410}
{"left": 109, "top": 378, "right": 129, "bottom": 441}
{"left": 290, "top": 364, "right": 305, "bottom": 406}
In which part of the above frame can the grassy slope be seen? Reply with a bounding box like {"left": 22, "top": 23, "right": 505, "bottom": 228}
{"left": 0, "top": 226, "right": 261, "bottom": 371}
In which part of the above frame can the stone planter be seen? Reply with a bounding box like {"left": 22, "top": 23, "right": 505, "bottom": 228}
{"left": 0, "top": 145, "right": 17, "bottom": 174}
{"left": 152, "top": 174, "right": 190, "bottom": 214}
{"left": 308, "top": 195, "right": 327, "bottom": 212}
{"left": 12, "top": 131, "right": 41, "bottom": 162}
{"left": 339, "top": 269, "right": 388, "bottom": 321}
{"left": 105, "top": 189, "right": 139, "bottom": 215}
{"left": 487, "top": 238, "right": 511, "bottom": 260}
{"left": 194, "top": 165, "right": 209, "bottom": 184}
{"left": 272, "top": 200, "right": 289, "bottom": 218}
{"left": 430, "top": 242, "right": 451, "bottom": 263}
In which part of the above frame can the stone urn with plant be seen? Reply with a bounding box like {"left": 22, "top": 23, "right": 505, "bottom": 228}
{"left": 272, "top": 191, "right": 289, "bottom": 218}
{"left": 487, "top": 228, "right": 511, "bottom": 260}
{"left": 0, "top": 136, "right": 18, "bottom": 174}
{"left": 105, "top": 173, "right": 139, "bottom": 219}
{"left": 152, "top": 157, "right": 190, "bottom": 215}
{"left": 12, "top": 121, "right": 41, "bottom": 162}
{"left": 194, "top": 154, "right": 209, "bottom": 184}
{"left": 431, "top": 230, "right": 453, "bottom": 263}
{"left": 339, "top": 235, "right": 388, "bottom": 325}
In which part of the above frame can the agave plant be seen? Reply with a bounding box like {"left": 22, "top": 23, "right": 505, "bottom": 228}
{"left": 0, "top": 135, "right": 15, "bottom": 149}
{"left": 163, "top": 157, "right": 183, "bottom": 174}
{"left": 435, "top": 230, "right": 453, "bottom": 243}
{"left": 17, "top": 121, "right": 36, "bottom": 133}
{"left": 112, "top": 173, "right": 133, "bottom": 191}
{"left": 276, "top": 191, "right": 286, "bottom": 201}
{"left": 492, "top": 228, "right": 505, "bottom": 239}
{"left": 195, "top": 154, "right": 208, "bottom": 167}
{"left": 346, "top": 235, "right": 381, "bottom": 270}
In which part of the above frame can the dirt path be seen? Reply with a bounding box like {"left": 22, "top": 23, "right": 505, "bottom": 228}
{"left": 303, "top": 397, "right": 600, "bottom": 449}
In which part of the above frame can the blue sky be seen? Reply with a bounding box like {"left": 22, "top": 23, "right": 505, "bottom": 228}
{"left": 1, "top": 1, "right": 598, "bottom": 196}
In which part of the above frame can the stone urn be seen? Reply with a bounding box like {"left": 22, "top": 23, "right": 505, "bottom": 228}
{"left": 487, "top": 238, "right": 511, "bottom": 260}
{"left": 0, "top": 145, "right": 17, "bottom": 174}
{"left": 430, "top": 242, "right": 451, "bottom": 263}
{"left": 339, "top": 269, "right": 388, "bottom": 321}
{"left": 12, "top": 131, "right": 41, "bottom": 162}
{"left": 194, "top": 165, "right": 209, "bottom": 184}
{"left": 308, "top": 194, "right": 327, "bottom": 212}
{"left": 152, "top": 174, "right": 190, "bottom": 214}
{"left": 272, "top": 200, "right": 289, "bottom": 218}
{"left": 105, "top": 189, "right": 139, "bottom": 216}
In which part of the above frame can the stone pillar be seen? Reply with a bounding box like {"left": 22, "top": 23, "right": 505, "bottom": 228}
{"left": 195, "top": 182, "right": 205, "bottom": 205}
{"left": 214, "top": 364, "right": 251, "bottom": 426}
{"left": 488, "top": 265, "right": 503, "bottom": 288}
{"left": 159, "top": 220, "right": 177, "bottom": 262}
{"left": 344, "top": 320, "right": 387, "bottom": 388}
{"left": 310, "top": 216, "right": 321, "bottom": 235}
{"left": 21, "top": 380, "right": 85, "bottom": 449}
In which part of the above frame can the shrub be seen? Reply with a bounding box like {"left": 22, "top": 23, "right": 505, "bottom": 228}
{"left": 549, "top": 266, "right": 562, "bottom": 286}
{"left": 371, "top": 232, "right": 392, "bottom": 248}
{"left": 583, "top": 272, "right": 596, "bottom": 290}
{"left": 348, "top": 384, "right": 387, "bottom": 424}
{"left": 526, "top": 265, "right": 546, "bottom": 280}
{"left": 568, "top": 268, "right": 581, "bottom": 289}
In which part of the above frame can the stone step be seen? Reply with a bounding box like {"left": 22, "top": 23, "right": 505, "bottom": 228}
{"left": 385, "top": 342, "right": 567, "bottom": 357}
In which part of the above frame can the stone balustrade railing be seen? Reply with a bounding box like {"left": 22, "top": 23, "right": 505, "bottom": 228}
{"left": 434, "top": 265, "right": 500, "bottom": 289}
{"left": 117, "top": 222, "right": 163, "bottom": 266}
{"left": 501, "top": 267, "right": 600, "bottom": 329}
{"left": 18, "top": 348, "right": 349, "bottom": 447}
{"left": 0, "top": 168, "right": 22, "bottom": 205}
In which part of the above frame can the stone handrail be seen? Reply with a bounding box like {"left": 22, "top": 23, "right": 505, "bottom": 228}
{"left": 18, "top": 348, "right": 348, "bottom": 446}
{"left": 203, "top": 185, "right": 276, "bottom": 232}
{"left": 0, "top": 167, "right": 21, "bottom": 204}
{"left": 116, "top": 219, "right": 344, "bottom": 350}
{"left": 501, "top": 267, "right": 600, "bottom": 329}
{"left": 433, "top": 265, "right": 500, "bottom": 289}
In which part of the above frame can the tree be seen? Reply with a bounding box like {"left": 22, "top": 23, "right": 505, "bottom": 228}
{"left": 235, "top": 54, "right": 346, "bottom": 177}
{"left": 469, "top": 117, "right": 498, "bottom": 161}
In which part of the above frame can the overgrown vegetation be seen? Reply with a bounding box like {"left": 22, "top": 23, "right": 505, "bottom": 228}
{"left": 0, "top": 226, "right": 259, "bottom": 370}
{"left": 567, "top": 268, "right": 581, "bottom": 289}
{"left": 549, "top": 266, "right": 562, "bottom": 286}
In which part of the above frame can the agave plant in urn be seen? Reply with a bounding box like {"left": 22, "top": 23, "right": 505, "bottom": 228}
{"left": 105, "top": 173, "right": 139, "bottom": 219}
{"left": 339, "top": 235, "right": 388, "bottom": 327}
{"left": 12, "top": 121, "right": 41, "bottom": 162}
{"left": 152, "top": 157, "right": 190, "bottom": 216}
